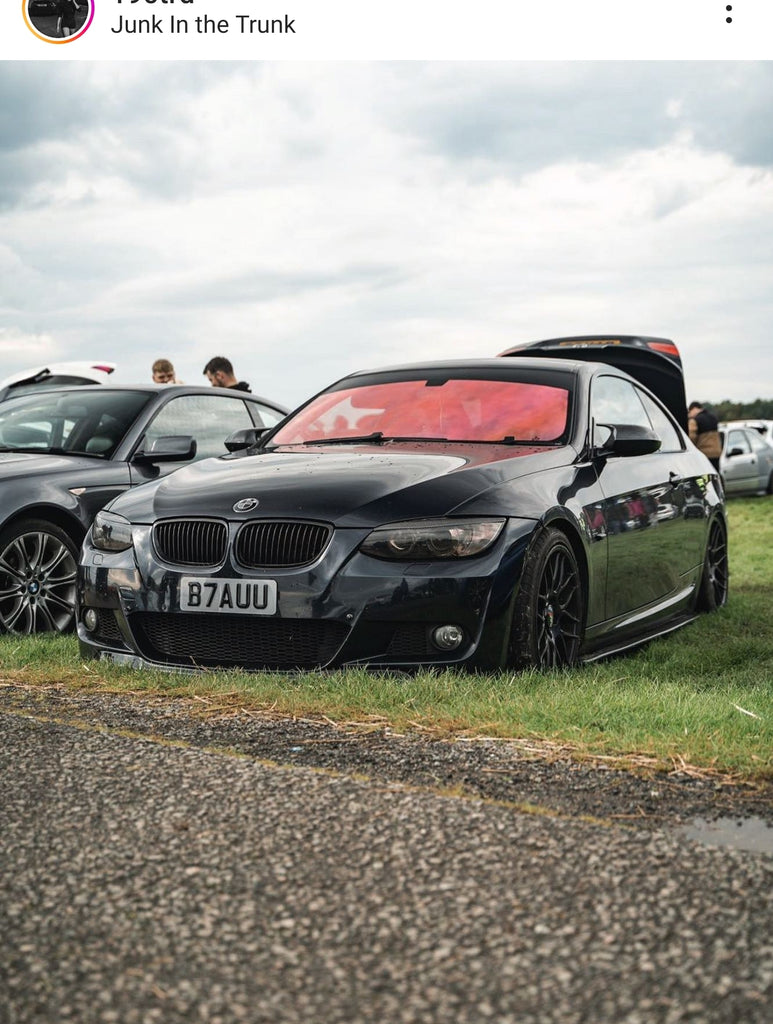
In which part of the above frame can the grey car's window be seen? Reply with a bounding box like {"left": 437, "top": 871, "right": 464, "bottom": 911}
{"left": 0, "top": 390, "right": 150, "bottom": 455}
{"left": 249, "top": 402, "right": 285, "bottom": 430}
{"left": 637, "top": 389, "right": 683, "bottom": 452}
{"left": 727, "top": 430, "right": 750, "bottom": 454}
{"left": 142, "top": 394, "right": 256, "bottom": 460}
{"left": 591, "top": 375, "right": 650, "bottom": 430}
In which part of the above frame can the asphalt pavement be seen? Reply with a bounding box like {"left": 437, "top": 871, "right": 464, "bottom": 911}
{"left": 1, "top": 687, "right": 771, "bottom": 1024}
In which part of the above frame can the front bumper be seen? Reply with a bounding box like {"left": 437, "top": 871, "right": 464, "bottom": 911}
{"left": 77, "top": 519, "right": 536, "bottom": 672}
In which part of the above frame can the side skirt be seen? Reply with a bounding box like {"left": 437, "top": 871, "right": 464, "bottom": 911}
{"left": 580, "top": 613, "right": 697, "bottom": 664}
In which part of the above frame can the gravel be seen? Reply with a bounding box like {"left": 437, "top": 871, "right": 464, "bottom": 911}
{"left": 1, "top": 683, "right": 770, "bottom": 828}
{"left": 1, "top": 684, "right": 772, "bottom": 1024}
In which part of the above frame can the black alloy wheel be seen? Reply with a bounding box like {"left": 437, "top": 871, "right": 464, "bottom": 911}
{"left": 0, "top": 520, "right": 78, "bottom": 635}
{"left": 510, "top": 527, "right": 584, "bottom": 670}
{"left": 697, "top": 518, "right": 729, "bottom": 612}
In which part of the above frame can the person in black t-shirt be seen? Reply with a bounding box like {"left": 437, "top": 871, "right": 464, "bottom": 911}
{"left": 203, "top": 356, "right": 251, "bottom": 393}
{"left": 57, "top": 0, "right": 81, "bottom": 37}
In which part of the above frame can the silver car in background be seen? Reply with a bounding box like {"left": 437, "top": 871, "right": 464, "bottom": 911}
{"left": 719, "top": 425, "right": 773, "bottom": 495}
{"left": 720, "top": 419, "right": 773, "bottom": 447}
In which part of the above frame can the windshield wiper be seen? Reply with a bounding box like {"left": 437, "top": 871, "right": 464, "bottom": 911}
{"left": 301, "top": 432, "right": 387, "bottom": 446}
{"left": 269, "top": 434, "right": 558, "bottom": 449}
{"left": 496, "top": 437, "right": 560, "bottom": 446}
{"left": 301, "top": 434, "right": 454, "bottom": 447}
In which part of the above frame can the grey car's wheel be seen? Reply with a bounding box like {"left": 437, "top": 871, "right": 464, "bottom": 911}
{"left": 767, "top": 470, "right": 773, "bottom": 495}
{"left": 0, "top": 520, "right": 78, "bottom": 635}
{"left": 696, "top": 518, "right": 728, "bottom": 612}
{"left": 509, "top": 528, "right": 584, "bottom": 670}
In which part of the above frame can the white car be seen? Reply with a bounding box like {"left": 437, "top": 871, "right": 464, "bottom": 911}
{"left": 719, "top": 424, "right": 773, "bottom": 495}
{"left": 0, "top": 362, "right": 116, "bottom": 401}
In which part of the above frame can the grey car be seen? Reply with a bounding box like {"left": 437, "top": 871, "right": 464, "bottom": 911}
{"left": 0, "top": 384, "right": 287, "bottom": 635}
{"left": 720, "top": 425, "right": 773, "bottom": 495}
{"left": 720, "top": 419, "right": 773, "bottom": 447}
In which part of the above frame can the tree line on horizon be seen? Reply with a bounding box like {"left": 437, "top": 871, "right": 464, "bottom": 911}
{"left": 704, "top": 399, "right": 773, "bottom": 421}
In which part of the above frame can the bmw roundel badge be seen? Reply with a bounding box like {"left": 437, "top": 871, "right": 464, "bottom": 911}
{"left": 233, "top": 497, "right": 260, "bottom": 512}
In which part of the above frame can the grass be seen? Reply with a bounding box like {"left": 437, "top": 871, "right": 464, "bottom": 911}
{"left": 1, "top": 498, "right": 771, "bottom": 780}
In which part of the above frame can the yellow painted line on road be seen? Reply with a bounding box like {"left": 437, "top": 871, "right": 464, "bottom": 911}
{"left": 0, "top": 705, "right": 630, "bottom": 832}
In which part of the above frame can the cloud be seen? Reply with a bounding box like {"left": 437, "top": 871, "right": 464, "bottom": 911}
{"left": 0, "top": 326, "right": 57, "bottom": 362}
{"left": 381, "top": 62, "right": 773, "bottom": 174}
{"left": 0, "top": 62, "right": 771, "bottom": 406}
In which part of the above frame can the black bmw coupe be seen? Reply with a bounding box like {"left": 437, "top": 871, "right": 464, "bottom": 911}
{"left": 78, "top": 339, "right": 727, "bottom": 672}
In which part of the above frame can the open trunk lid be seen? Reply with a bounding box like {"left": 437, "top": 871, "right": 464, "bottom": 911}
{"left": 499, "top": 335, "right": 688, "bottom": 431}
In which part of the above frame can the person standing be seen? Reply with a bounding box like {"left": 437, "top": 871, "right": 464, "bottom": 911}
{"left": 57, "top": 0, "right": 81, "bottom": 37}
{"left": 203, "top": 356, "right": 251, "bottom": 392}
{"left": 688, "top": 401, "right": 721, "bottom": 472}
{"left": 151, "top": 358, "right": 179, "bottom": 384}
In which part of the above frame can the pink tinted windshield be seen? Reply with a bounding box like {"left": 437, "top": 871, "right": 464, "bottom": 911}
{"left": 271, "top": 378, "right": 570, "bottom": 445}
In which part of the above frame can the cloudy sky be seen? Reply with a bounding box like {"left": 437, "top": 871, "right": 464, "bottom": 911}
{"left": 1, "top": 61, "right": 772, "bottom": 409}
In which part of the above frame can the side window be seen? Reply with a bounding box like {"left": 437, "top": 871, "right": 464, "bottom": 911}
{"left": 747, "top": 431, "right": 769, "bottom": 453}
{"left": 249, "top": 402, "right": 285, "bottom": 430}
{"left": 82, "top": 412, "right": 125, "bottom": 456}
{"left": 637, "top": 390, "right": 683, "bottom": 453}
{"left": 142, "top": 395, "right": 257, "bottom": 461}
{"left": 591, "top": 375, "right": 650, "bottom": 430}
{"left": 727, "top": 430, "right": 750, "bottom": 454}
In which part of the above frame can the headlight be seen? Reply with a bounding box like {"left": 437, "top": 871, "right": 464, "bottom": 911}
{"left": 360, "top": 518, "right": 505, "bottom": 560}
{"left": 91, "top": 510, "right": 134, "bottom": 552}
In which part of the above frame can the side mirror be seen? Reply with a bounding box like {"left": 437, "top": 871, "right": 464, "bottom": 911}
{"left": 727, "top": 446, "right": 744, "bottom": 458}
{"left": 224, "top": 426, "right": 268, "bottom": 453}
{"left": 596, "top": 423, "right": 661, "bottom": 457}
{"left": 133, "top": 435, "right": 197, "bottom": 463}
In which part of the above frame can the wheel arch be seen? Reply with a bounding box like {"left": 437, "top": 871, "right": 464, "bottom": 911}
{"left": 0, "top": 509, "right": 83, "bottom": 636}
{"left": 506, "top": 515, "right": 588, "bottom": 670}
{"left": 538, "top": 509, "right": 591, "bottom": 608}
{"left": 695, "top": 509, "right": 729, "bottom": 613}
{"left": 0, "top": 505, "right": 87, "bottom": 549}
{"left": 700, "top": 506, "right": 728, "bottom": 561}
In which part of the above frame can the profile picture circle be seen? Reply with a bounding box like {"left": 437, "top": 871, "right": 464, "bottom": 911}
{"left": 24, "top": 0, "right": 93, "bottom": 43}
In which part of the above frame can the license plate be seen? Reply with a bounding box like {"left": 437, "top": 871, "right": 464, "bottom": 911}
{"left": 180, "top": 577, "right": 277, "bottom": 615}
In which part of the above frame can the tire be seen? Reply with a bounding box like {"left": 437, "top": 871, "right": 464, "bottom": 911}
{"left": 696, "top": 518, "right": 729, "bottom": 613}
{"left": 767, "top": 470, "right": 773, "bottom": 495}
{"left": 0, "top": 519, "right": 79, "bottom": 635}
{"left": 509, "top": 527, "right": 585, "bottom": 670}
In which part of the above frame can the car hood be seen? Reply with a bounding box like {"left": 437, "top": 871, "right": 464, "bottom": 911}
{"left": 114, "top": 444, "right": 569, "bottom": 526}
{"left": 499, "top": 335, "right": 688, "bottom": 430}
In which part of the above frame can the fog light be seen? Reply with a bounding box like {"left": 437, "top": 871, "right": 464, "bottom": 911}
{"left": 83, "top": 608, "right": 98, "bottom": 632}
{"left": 431, "top": 624, "right": 464, "bottom": 651}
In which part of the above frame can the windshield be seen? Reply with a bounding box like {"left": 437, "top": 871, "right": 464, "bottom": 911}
{"left": 0, "top": 390, "right": 152, "bottom": 457}
{"left": 270, "top": 377, "right": 571, "bottom": 446}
